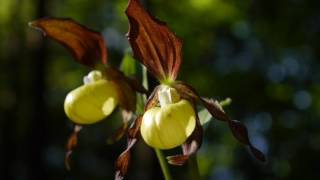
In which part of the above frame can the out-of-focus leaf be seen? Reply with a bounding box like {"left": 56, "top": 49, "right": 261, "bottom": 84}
{"left": 120, "top": 51, "right": 137, "bottom": 76}
{"left": 115, "top": 116, "right": 142, "bottom": 180}
{"left": 198, "top": 108, "right": 212, "bottom": 126}
{"left": 126, "top": 0, "right": 182, "bottom": 82}
{"left": 29, "top": 17, "right": 107, "bottom": 67}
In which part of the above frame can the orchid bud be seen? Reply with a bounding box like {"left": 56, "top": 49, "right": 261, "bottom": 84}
{"left": 64, "top": 71, "right": 118, "bottom": 124}
{"left": 141, "top": 86, "right": 196, "bottom": 149}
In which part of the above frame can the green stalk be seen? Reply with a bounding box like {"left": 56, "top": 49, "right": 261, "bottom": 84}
{"left": 188, "top": 155, "right": 200, "bottom": 180}
{"left": 155, "top": 149, "right": 172, "bottom": 180}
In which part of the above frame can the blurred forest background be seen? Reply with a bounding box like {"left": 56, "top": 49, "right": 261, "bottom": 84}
{"left": 1, "top": 0, "right": 320, "bottom": 179}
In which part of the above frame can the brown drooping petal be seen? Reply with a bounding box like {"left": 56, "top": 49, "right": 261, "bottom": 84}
{"left": 173, "top": 81, "right": 266, "bottom": 162}
{"left": 115, "top": 116, "right": 142, "bottom": 180}
{"left": 105, "top": 67, "right": 148, "bottom": 112}
{"left": 29, "top": 17, "right": 107, "bottom": 67}
{"left": 167, "top": 110, "right": 203, "bottom": 166}
{"left": 126, "top": 0, "right": 182, "bottom": 81}
{"left": 113, "top": 79, "right": 137, "bottom": 111}
{"left": 105, "top": 68, "right": 136, "bottom": 111}
{"left": 173, "top": 81, "right": 202, "bottom": 101}
{"left": 200, "top": 98, "right": 230, "bottom": 122}
{"left": 201, "top": 99, "right": 266, "bottom": 162}
{"left": 65, "top": 125, "right": 82, "bottom": 170}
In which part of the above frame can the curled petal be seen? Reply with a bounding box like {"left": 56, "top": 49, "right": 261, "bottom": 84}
{"left": 126, "top": 0, "right": 182, "bottom": 81}
{"left": 228, "top": 120, "right": 266, "bottom": 162}
{"left": 115, "top": 116, "right": 142, "bottom": 180}
{"left": 29, "top": 17, "right": 107, "bottom": 67}
{"left": 167, "top": 107, "right": 203, "bottom": 166}
{"left": 173, "top": 81, "right": 266, "bottom": 162}
{"left": 65, "top": 125, "right": 82, "bottom": 170}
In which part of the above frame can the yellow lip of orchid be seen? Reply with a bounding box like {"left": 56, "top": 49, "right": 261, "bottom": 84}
{"left": 64, "top": 71, "right": 119, "bottom": 125}
{"left": 140, "top": 86, "right": 196, "bottom": 149}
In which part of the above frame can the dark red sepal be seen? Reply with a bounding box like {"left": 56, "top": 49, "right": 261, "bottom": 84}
{"left": 29, "top": 17, "right": 107, "bottom": 67}
{"left": 126, "top": 0, "right": 182, "bottom": 82}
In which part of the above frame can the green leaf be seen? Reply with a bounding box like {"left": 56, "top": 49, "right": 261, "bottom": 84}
{"left": 120, "top": 51, "right": 136, "bottom": 76}
{"left": 198, "top": 108, "right": 212, "bottom": 126}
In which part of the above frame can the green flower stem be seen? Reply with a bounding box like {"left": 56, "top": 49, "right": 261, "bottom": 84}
{"left": 155, "top": 149, "right": 172, "bottom": 180}
{"left": 188, "top": 155, "right": 200, "bottom": 180}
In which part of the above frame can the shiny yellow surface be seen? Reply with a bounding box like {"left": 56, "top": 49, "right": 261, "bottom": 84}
{"left": 141, "top": 99, "right": 196, "bottom": 149}
{"left": 64, "top": 79, "right": 118, "bottom": 124}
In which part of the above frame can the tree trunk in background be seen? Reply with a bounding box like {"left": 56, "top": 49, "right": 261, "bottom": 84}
{"left": 0, "top": 0, "right": 49, "bottom": 178}
{"left": 26, "top": 0, "right": 49, "bottom": 179}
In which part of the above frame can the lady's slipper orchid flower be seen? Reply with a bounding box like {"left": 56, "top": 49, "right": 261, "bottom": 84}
{"left": 115, "top": 0, "right": 266, "bottom": 179}
{"left": 64, "top": 70, "right": 119, "bottom": 124}
{"left": 29, "top": 17, "right": 147, "bottom": 169}
{"left": 141, "top": 85, "right": 196, "bottom": 149}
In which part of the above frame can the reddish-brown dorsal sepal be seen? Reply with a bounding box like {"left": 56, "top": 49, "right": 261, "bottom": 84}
{"left": 126, "top": 0, "right": 182, "bottom": 81}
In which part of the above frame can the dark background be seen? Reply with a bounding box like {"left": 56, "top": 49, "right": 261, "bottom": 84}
{"left": 1, "top": 0, "right": 320, "bottom": 179}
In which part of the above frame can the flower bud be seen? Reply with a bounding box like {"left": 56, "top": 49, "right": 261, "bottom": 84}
{"left": 141, "top": 86, "right": 196, "bottom": 149}
{"left": 64, "top": 74, "right": 118, "bottom": 124}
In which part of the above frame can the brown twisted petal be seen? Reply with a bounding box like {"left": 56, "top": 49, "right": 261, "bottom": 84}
{"left": 126, "top": 0, "right": 182, "bottom": 81}
{"left": 115, "top": 116, "right": 142, "bottom": 180}
{"left": 65, "top": 125, "right": 82, "bottom": 170}
{"left": 173, "top": 81, "right": 266, "bottom": 162}
{"left": 29, "top": 17, "right": 107, "bottom": 67}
